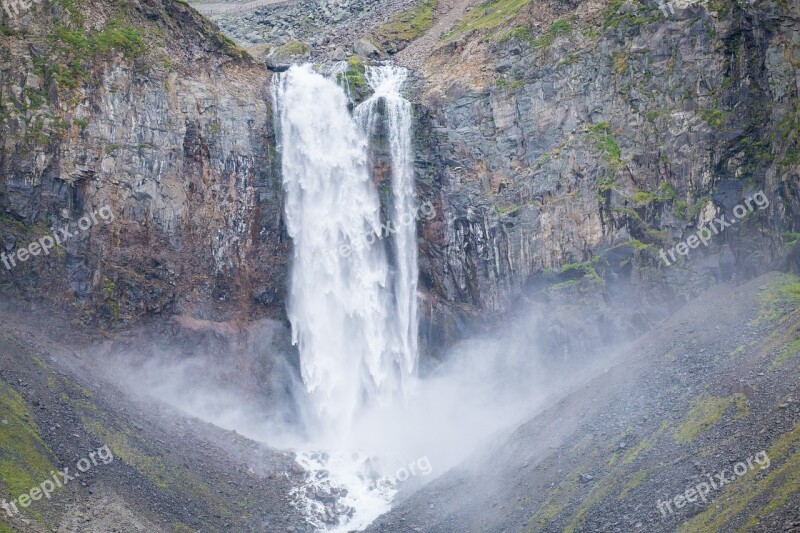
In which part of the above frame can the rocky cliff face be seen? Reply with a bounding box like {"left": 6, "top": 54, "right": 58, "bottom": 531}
{"left": 411, "top": 0, "right": 800, "bottom": 355}
{"left": 2, "top": 0, "right": 799, "bottom": 360}
{"left": 0, "top": 0, "right": 288, "bottom": 328}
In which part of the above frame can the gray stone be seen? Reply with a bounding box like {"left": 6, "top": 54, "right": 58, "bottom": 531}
{"left": 353, "top": 38, "right": 380, "bottom": 59}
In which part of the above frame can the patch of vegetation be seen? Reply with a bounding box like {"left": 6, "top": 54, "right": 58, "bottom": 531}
{"left": 589, "top": 121, "right": 622, "bottom": 169}
{"left": 602, "top": 0, "right": 661, "bottom": 29}
{"left": 775, "top": 98, "right": 799, "bottom": 167}
{"left": 211, "top": 31, "right": 249, "bottom": 60}
{"left": 0, "top": 379, "right": 56, "bottom": 502}
{"left": 618, "top": 469, "right": 648, "bottom": 500}
{"left": 501, "top": 24, "right": 532, "bottom": 42}
{"left": 501, "top": 19, "right": 572, "bottom": 48}
{"left": 55, "top": 20, "right": 146, "bottom": 59}
{"left": 337, "top": 55, "right": 367, "bottom": 93}
{"left": 646, "top": 108, "right": 670, "bottom": 122}
{"left": 611, "top": 49, "right": 628, "bottom": 75}
{"left": 372, "top": 0, "right": 436, "bottom": 44}
{"left": 533, "top": 19, "right": 572, "bottom": 47}
{"left": 673, "top": 394, "right": 749, "bottom": 444}
{"left": 699, "top": 107, "right": 727, "bottom": 128}
{"left": 102, "top": 276, "right": 120, "bottom": 321}
{"left": 495, "top": 74, "right": 525, "bottom": 90}
{"left": 628, "top": 238, "right": 656, "bottom": 252}
{"left": 563, "top": 480, "right": 615, "bottom": 533}
{"left": 596, "top": 174, "right": 619, "bottom": 192}
{"left": 654, "top": 183, "right": 699, "bottom": 219}
{"left": 632, "top": 190, "right": 655, "bottom": 206}
{"left": 783, "top": 231, "right": 800, "bottom": 249}
{"left": 445, "top": 0, "right": 530, "bottom": 40}
{"left": 707, "top": 0, "right": 735, "bottom": 16}
{"left": 524, "top": 468, "right": 586, "bottom": 530}
{"left": 756, "top": 274, "right": 800, "bottom": 324}
{"left": 559, "top": 258, "right": 604, "bottom": 285}
{"left": 84, "top": 419, "right": 171, "bottom": 488}
{"left": 681, "top": 422, "right": 800, "bottom": 531}
{"left": 46, "top": 18, "right": 148, "bottom": 91}
{"left": 274, "top": 39, "right": 309, "bottom": 57}
{"left": 686, "top": 194, "right": 711, "bottom": 220}
{"left": 772, "top": 337, "right": 800, "bottom": 369}
{"left": 557, "top": 51, "right": 580, "bottom": 66}
{"left": 494, "top": 201, "right": 527, "bottom": 214}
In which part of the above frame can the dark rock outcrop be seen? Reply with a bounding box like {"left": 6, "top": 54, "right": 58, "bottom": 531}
{"left": 411, "top": 0, "right": 800, "bottom": 356}
{"left": 0, "top": 0, "right": 289, "bottom": 328}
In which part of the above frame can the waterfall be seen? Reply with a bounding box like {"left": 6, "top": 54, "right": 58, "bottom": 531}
{"left": 357, "top": 66, "right": 419, "bottom": 381}
{"left": 272, "top": 64, "right": 418, "bottom": 440}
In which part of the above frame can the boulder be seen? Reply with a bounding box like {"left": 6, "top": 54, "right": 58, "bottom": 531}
{"left": 353, "top": 38, "right": 380, "bottom": 59}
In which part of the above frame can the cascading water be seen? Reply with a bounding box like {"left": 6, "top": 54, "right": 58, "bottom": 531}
{"left": 273, "top": 63, "right": 418, "bottom": 439}
{"left": 356, "top": 66, "right": 418, "bottom": 384}
{"left": 272, "top": 63, "right": 419, "bottom": 531}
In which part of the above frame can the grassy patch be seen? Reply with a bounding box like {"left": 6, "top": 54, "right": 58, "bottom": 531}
{"left": 700, "top": 107, "right": 727, "bottom": 128}
{"left": 55, "top": 20, "right": 146, "bottom": 58}
{"left": 756, "top": 274, "right": 800, "bottom": 325}
{"left": 589, "top": 121, "right": 622, "bottom": 169}
{"left": 83, "top": 419, "right": 171, "bottom": 489}
{"left": 337, "top": 55, "right": 367, "bottom": 93}
{"left": 775, "top": 98, "right": 800, "bottom": 167}
{"left": 273, "top": 39, "right": 309, "bottom": 56}
{"left": 632, "top": 190, "right": 655, "bottom": 206}
{"left": 673, "top": 394, "right": 749, "bottom": 444}
{"left": 445, "top": 0, "right": 530, "bottom": 40}
{"left": 771, "top": 337, "right": 800, "bottom": 370}
{"left": 681, "top": 422, "right": 800, "bottom": 532}
{"left": 602, "top": 0, "right": 661, "bottom": 29}
{"left": 0, "top": 379, "right": 56, "bottom": 501}
{"left": 495, "top": 74, "right": 525, "bottom": 90}
{"left": 783, "top": 231, "right": 800, "bottom": 248}
{"left": 618, "top": 469, "right": 648, "bottom": 500}
{"left": 501, "top": 18, "right": 572, "bottom": 48}
{"left": 611, "top": 49, "right": 628, "bottom": 75}
{"left": 628, "top": 238, "right": 656, "bottom": 252}
{"left": 372, "top": 0, "right": 436, "bottom": 44}
{"left": 559, "top": 258, "right": 604, "bottom": 285}
{"left": 532, "top": 19, "right": 572, "bottom": 47}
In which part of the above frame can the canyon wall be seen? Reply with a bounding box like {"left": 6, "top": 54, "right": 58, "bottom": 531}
{"left": 412, "top": 0, "right": 800, "bottom": 355}
{"left": 0, "top": 0, "right": 288, "bottom": 328}
{"left": 2, "top": 0, "right": 799, "bottom": 360}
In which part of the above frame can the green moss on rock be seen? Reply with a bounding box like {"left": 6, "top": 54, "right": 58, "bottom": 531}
{"left": 0, "top": 379, "right": 55, "bottom": 501}
{"left": 673, "top": 394, "right": 749, "bottom": 444}
{"left": 444, "top": 0, "right": 530, "bottom": 40}
{"left": 372, "top": 0, "right": 436, "bottom": 44}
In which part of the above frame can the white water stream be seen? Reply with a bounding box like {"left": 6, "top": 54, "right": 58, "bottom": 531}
{"left": 272, "top": 63, "right": 419, "bottom": 530}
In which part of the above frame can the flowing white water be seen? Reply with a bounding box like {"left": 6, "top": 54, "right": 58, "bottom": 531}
{"left": 273, "top": 63, "right": 419, "bottom": 530}
{"left": 357, "top": 66, "right": 418, "bottom": 381}
{"left": 273, "top": 64, "right": 418, "bottom": 440}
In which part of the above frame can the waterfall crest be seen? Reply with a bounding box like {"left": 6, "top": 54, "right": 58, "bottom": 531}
{"left": 273, "top": 64, "right": 418, "bottom": 440}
